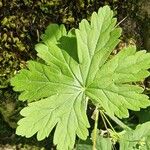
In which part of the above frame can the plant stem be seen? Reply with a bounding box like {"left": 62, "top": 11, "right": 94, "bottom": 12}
{"left": 101, "top": 111, "right": 116, "bottom": 133}
{"left": 105, "top": 112, "right": 131, "bottom": 130}
{"left": 92, "top": 106, "right": 99, "bottom": 150}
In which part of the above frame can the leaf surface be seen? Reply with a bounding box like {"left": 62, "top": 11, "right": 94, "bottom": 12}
{"left": 119, "top": 122, "right": 150, "bottom": 150}
{"left": 76, "top": 131, "right": 112, "bottom": 150}
{"left": 86, "top": 46, "right": 150, "bottom": 118}
{"left": 17, "top": 93, "right": 89, "bottom": 150}
{"left": 75, "top": 6, "right": 121, "bottom": 85}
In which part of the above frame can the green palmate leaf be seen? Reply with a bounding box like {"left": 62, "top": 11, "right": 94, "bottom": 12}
{"left": 92, "top": 129, "right": 112, "bottom": 150}
{"left": 119, "top": 122, "right": 150, "bottom": 150}
{"left": 96, "top": 135, "right": 112, "bottom": 150}
{"left": 86, "top": 46, "right": 150, "bottom": 118}
{"left": 76, "top": 132, "right": 112, "bottom": 150}
{"left": 76, "top": 138, "right": 92, "bottom": 150}
{"left": 11, "top": 5, "right": 150, "bottom": 150}
{"left": 17, "top": 93, "right": 89, "bottom": 150}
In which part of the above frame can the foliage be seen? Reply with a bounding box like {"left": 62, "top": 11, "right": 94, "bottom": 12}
{"left": 119, "top": 121, "right": 150, "bottom": 149}
{"left": 76, "top": 129, "right": 112, "bottom": 150}
{"left": 11, "top": 5, "right": 150, "bottom": 150}
{"left": 1, "top": 0, "right": 100, "bottom": 139}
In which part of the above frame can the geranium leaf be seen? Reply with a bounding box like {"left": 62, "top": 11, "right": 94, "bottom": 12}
{"left": 11, "top": 61, "right": 78, "bottom": 101}
{"left": 76, "top": 138, "right": 92, "bottom": 150}
{"left": 119, "top": 122, "right": 150, "bottom": 150}
{"left": 75, "top": 6, "right": 122, "bottom": 85}
{"left": 86, "top": 46, "right": 150, "bottom": 118}
{"left": 16, "top": 93, "right": 89, "bottom": 150}
{"left": 77, "top": 130, "right": 112, "bottom": 150}
{"left": 11, "top": 5, "right": 150, "bottom": 150}
{"left": 96, "top": 135, "right": 112, "bottom": 150}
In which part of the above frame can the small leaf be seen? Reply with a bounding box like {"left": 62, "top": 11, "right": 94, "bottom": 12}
{"left": 76, "top": 138, "right": 92, "bottom": 150}
{"left": 96, "top": 134, "right": 112, "bottom": 150}
{"left": 77, "top": 130, "right": 112, "bottom": 150}
{"left": 119, "top": 122, "right": 150, "bottom": 150}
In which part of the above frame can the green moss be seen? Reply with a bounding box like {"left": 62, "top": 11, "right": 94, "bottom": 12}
{"left": 0, "top": 88, "right": 22, "bottom": 128}
{"left": 0, "top": 144, "right": 45, "bottom": 150}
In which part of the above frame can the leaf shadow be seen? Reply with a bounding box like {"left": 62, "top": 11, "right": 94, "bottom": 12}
{"left": 57, "top": 36, "right": 79, "bottom": 63}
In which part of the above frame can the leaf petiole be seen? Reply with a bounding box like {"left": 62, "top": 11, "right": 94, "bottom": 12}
{"left": 92, "top": 106, "right": 99, "bottom": 150}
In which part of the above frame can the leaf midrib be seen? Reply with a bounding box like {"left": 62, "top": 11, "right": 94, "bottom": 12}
{"left": 84, "top": 22, "right": 115, "bottom": 87}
